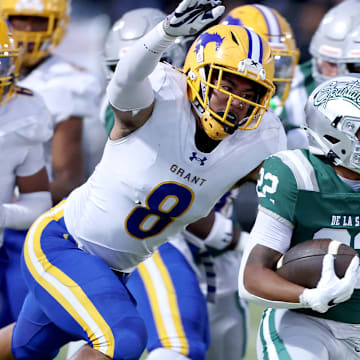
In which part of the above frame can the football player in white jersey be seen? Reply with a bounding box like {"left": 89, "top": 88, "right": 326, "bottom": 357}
{"left": 0, "top": 0, "right": 104, "bottom": 329}
{"left": 239, "top": 74, "right": 360, "bottom": 359}
{"left": 97, "top": 8, "right": 252, "bottom": 360}
{"left": 1, "top": 0, "right": 103, "bottom": 203}
{"left": 0, "top": 1, "right": 287, "bottom": 359}
{"left": 0, "top": 15, "right": 52, "bottom": 336}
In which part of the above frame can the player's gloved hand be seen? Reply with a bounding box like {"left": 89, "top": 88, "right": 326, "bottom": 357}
{"left": 163, "top": 0, "right": 225, "bottom": 37}
{"left": 299, "top": 254, "right": 360, "bottom": 313}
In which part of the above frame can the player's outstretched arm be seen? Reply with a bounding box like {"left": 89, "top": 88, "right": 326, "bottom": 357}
{"left": 107, "top": 0, "right": 224, "bottom": 138}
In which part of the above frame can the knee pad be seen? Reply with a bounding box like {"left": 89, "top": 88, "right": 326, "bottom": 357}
{"left": 146, "top": 348, "right": 191, "bottom": 360}
{"left": 112, "top": 316, "right": 147, "bottom": 360}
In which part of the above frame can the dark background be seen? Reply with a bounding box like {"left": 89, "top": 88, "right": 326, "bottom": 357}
{"left": 71, "top": 0, "right": 343, "bottom": 63}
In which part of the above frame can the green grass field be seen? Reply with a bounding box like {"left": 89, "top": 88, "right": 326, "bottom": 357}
{"left": 55, "top": 303, "right": 265, "bottom": 360}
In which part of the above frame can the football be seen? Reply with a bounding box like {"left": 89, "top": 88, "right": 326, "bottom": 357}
{"left": 276, "top": 238, "right": 359, "bottom": 288}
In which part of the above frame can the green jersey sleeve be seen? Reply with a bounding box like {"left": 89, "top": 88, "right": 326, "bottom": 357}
{"left": 257, "top": 154, "right": 298, "bottom": 224}
{"left": 105, "top": 104, "right": 115, "bottom": 136}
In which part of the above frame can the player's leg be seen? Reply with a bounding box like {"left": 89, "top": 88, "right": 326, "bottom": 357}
{"left": 257, "top": 308, "right": 338, "bottom": 360}
{"left": 0, "top": 322, "right": 15, "bottom": 360}
{"left": 206, "top": 292, "right": 249, "bottom": 360}
{"left": 0, "top": 244, "right": 11, "bottom": 327}
{"left": 2, "top": 229, "right": 29, "bottom": 322}
{"left": 12, "top": 202, "right": 147, "bottom": 360}
{"left": 127, "top": 242, "right": 210, "bottom": 360}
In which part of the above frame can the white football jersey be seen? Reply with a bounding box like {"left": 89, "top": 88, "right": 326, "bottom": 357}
{"left": 19, "top": 55, "right": 106, "bottom": 179}
{"left": 64, "top": 63, "right": 287, "bottom": 272}
{"left": 0, "top": 88, "right": 53, "bottom": 205}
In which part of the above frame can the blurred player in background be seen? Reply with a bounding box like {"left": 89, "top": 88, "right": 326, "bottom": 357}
{"left": 0, "top": 1, "right": 288, "bottom": 359}
{"left": 282, "top": 0, "right": 360, "bottom": 150}
{"left": 96, "top": 5, "right": 287, "bottom": 360}
{"left": 0, "top": 0, "right": 103, "bottom": 329}
{"left": 221, "top": 4, "right": 299, "bottom": 235}
{"left": 0, "top": 16, "right": 52, "bottom": 331}
{"left": 239, "top": 74, "right": 360, "bottom": 359}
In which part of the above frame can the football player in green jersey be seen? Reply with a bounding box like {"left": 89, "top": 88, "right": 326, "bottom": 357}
{"left": 282, "top": 0, "right": 360, "bottom": 150}
{"left": 239, "top": 74, "right": 360, "bottom": 360}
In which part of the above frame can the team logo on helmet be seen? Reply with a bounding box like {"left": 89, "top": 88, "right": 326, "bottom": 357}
{"left": 15, "top": 0, "right": 44, "bottom": 11}
{"left": 314, "top": 80, "right": 360, "bottom": 109}
{"left": 222, "top": 15, "right": 242, "bottom": 26}
{"left": 194, "top": 32, "right": 224, "bottom": 54}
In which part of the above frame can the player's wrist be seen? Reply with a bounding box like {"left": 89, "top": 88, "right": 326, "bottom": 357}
{"left": 299, "top": 288, "right": 329, "bottom": 313}
{"left": 204, "top": 212, "right": 233, "bottom": 250}
{"left": 143, "top": 22, "right": 176, "bottom": 55}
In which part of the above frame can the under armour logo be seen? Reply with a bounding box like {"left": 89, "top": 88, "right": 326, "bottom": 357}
{"left": 189, "top": 152, "right": 207, "bottom": 166}
{"left": 251, "top": 60, "right": 259, "bottom": 67}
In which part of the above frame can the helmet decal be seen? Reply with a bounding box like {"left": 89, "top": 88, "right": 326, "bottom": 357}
{"left": 15, "top": 0, "right": 44, "bottom": 11}
{"left": 194, "top": 32, "right": 224, "bottom": 54}
{"left": 314, "top": 80, "right": 360, "bottom": 109}
{"left": 222, "top": 15, "right": 242, "bottom": 26}
{"left": 305, "top": 74, "right": 360, "bottom": 174}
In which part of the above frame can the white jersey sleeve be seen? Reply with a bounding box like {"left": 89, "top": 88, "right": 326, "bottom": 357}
{"left": 0, "top": 89, "right": 52, "bottom": 204}
{"left": 16, "top": 143, "right": 45, "bottom": 177}
{"left": 19, "top": 55, "right": 103, "bottom": 125}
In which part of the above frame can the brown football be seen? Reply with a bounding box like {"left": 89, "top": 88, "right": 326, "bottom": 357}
{"left": 276, "top": 238, "right": 359, "bottom": 288}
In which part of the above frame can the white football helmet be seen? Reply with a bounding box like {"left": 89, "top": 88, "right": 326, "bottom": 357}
{"left": 103, "top": 8, "right": 166, "bottom": 79}
{"left": 310, "top": 0, "right": 360, "bottom": 85}
{"left": 304, "top": 74, "right": 360, "bottom": 174}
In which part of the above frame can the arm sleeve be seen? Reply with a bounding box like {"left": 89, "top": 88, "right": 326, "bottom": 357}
{"left": 0, "top": 192, "right": 52, "bottom": 230}
{"left": 106, "top": 22, "right": 176, "bottom": 111}
{"left": 238, "top": 210, "right": 304, "bottom": 309}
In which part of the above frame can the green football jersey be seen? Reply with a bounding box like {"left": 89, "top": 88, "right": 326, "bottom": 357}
{"left": 257, "top": 149, "right": 360, "bottom": 324}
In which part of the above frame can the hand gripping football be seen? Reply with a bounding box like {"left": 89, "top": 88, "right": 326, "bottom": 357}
{"left": 276, "top": 238, "right": 358, "bottom": 288}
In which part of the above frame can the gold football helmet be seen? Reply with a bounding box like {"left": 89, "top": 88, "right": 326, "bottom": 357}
{"left": 0, "top": 0, "right": 70, "bottom": 67}
{"left": 0, "top": 17, "right": 20, "bottom": 105}
{"left": 183, "top": 24, "right": 275, "bottom": 140}
{"left": 222, "top": 5, "right": 299, "bottom": 108}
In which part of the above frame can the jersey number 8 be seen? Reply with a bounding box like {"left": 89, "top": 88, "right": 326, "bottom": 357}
{"left": 125, "top": 182, "right": 194, "bottom": 240}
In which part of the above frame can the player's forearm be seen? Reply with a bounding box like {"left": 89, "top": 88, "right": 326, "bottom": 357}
{"left": 238, "top": 242, "right": 305, "bottom": 309}
{"left": 107, "top": 21, "right": 176, "bottom": 111}
{"left": 0, "top": 192, "right": 52, "bottom": 230}
{"left": 243, "top": 262, "right": 305, "bottom": 303}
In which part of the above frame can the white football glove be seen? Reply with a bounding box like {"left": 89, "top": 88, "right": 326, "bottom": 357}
{"left": 163, "top": 0, "right": 225, "bottom": 37}
{"left": 299, "top": 254, "right": 360, "bottom": 313}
